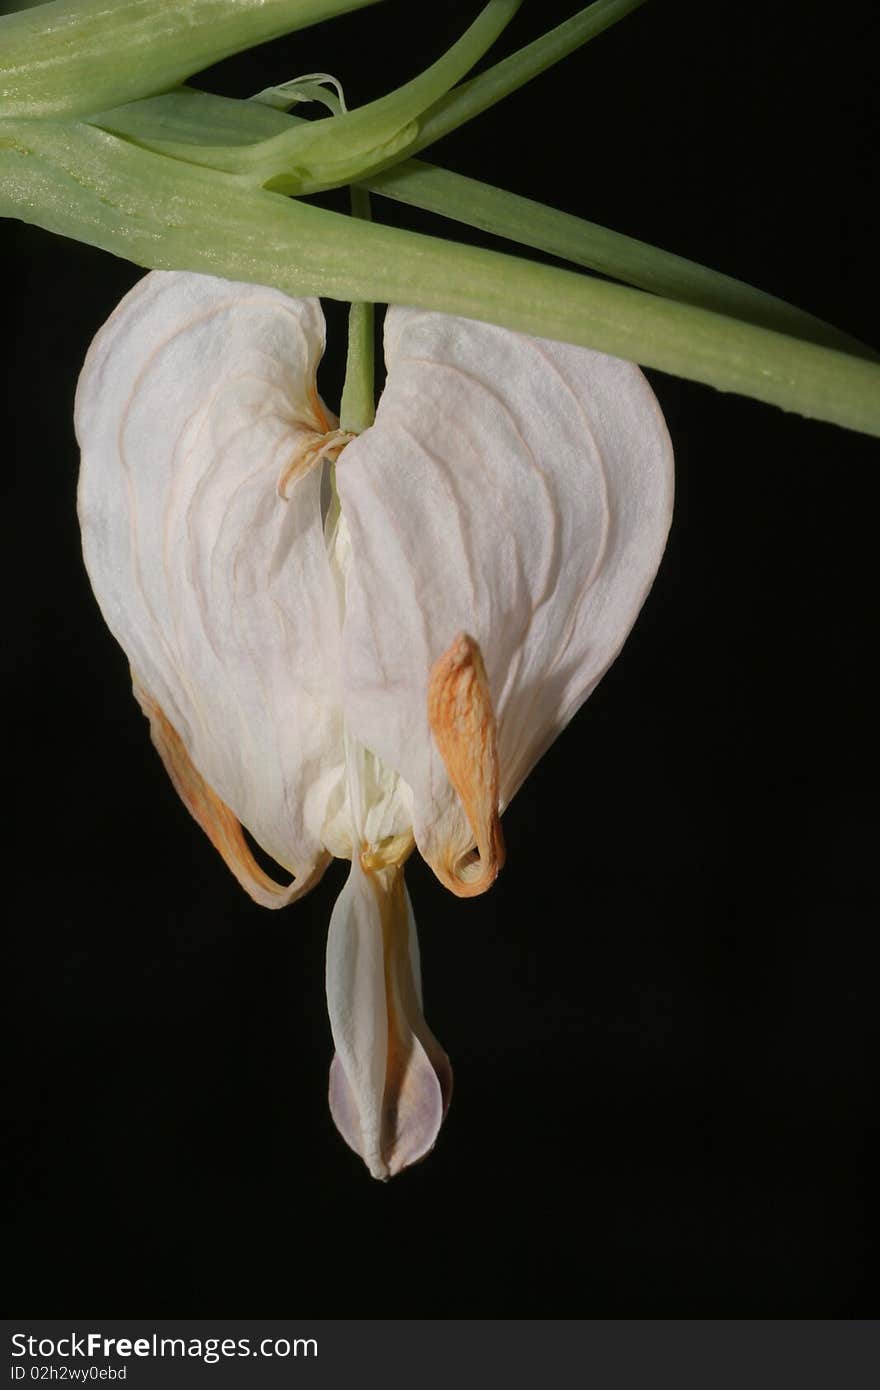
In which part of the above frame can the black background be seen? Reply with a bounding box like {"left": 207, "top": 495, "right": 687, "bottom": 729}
{"left": 2, "top": 0, "right": 878, "bottom": 1315}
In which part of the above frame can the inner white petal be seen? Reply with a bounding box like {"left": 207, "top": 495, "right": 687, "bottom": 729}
{"left": 320, "top": 492, "right": 412, "bottom": 859}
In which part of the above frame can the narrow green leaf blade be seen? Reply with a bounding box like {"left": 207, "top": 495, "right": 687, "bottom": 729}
{"left": 96, "top": 1, "right": 523, "bottom": 193}
{"left": 374, "top": 0, "right": 651, "bottom": 172}
{"left": 90, "top": 87, "right": 872, "bottom": 362}
{"left": 245, "top": 0, "right": 523, "bottom": 191}
{"left": 3, "top": 118, "right": 878, "bottom": 439}
{"left": 364, "top": 158, "right": 875, "bottom": 360}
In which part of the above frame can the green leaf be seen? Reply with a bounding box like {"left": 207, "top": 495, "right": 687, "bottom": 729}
{"left": 363, "top": 159, "right": 876, "bottom": 360}
{"left": 3, "top": 117, "right": 879, "bottom": 438}
{"left": 372, "top": 0, "right": 651, "bottom": 174}
{"left": 0, "top": 0, "right": 387, "bottom": 119}
{"left": 90, "top": 87, "right": 871, "bottom": 361}
{"left": 90, "top": 0, "right": 641, "bottom": 184}
{"left": 94, "top": 1, "right": 523, "bottom": 194}
{"left": 92, "top": 87, "right": 299, "bottom": 149}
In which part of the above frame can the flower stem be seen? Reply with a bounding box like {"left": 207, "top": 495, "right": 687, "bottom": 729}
{"left": 86, "top": 86, "right": 873, "bottom": 359}
{"left": 4, "top": 119, "right": 879, "bottom": 438}
{"left": 339, "top": 187, "right": 376, "bottom": 434}
{"left": 362, "top": 158, "right": 875, "bottom": 360}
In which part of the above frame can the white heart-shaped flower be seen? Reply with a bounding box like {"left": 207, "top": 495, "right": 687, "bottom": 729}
{"left": 77, "top": 271, "right": 673, "bottom": 1178}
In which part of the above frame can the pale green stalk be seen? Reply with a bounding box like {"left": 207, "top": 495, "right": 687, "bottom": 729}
{"left": 339, "top": 187, "right": 375, "bottom": 434}
{"left": 362, "top": 159, "right": 875, "bottom": 360}
{"left": 0, "top": 0, "right": 387, "bottom": 118}
{"left": 3, "top": 119, "right": 878, "bottom": 438}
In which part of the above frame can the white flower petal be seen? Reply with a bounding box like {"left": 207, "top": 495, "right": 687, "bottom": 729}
{"left": 327, "top": 858, "right": 451, "bottom": 1179}
{"left": 76, "top": 271, "right": 345, "bottom": 887}
{"left": 425, "top": 631, "right": 504, "bottom": 895}
{"left": 337, "top": 308, "right": 674, "bottom": 890}
{"left": 132, "top": 678, "right": 330, "bottom": 907}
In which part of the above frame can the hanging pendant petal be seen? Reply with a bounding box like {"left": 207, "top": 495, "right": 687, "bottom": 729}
{"left": 327, "top": 857, "right": 451, "bottom": 1178}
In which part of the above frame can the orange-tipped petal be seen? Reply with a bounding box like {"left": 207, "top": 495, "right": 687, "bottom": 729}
{"left": 134, "top": 678, "right": 328, "bottom": 909}
{"left": 77, "top": 272, "right": 346, "bottom": 878}
{"left": 425, "top": 633, "right": 504, "bottom": 897}
{"left": 337, "top": 307, "right": 673, "bottom": 855}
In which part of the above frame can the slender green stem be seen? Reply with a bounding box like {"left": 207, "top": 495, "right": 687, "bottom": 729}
{"left": 240, "top": 0, "right": 522, "bottom": 190}
{"left": 362, "top": 158, "right": 876, "bottom": 360}
{"left": 3, "top": 120, "right": 878, "bottom": 438}
{"left": 339, "top": 187, "right": 376, "bottom": 434}
{"left": 373, "top": 0, "right": 650, "bottom": 175}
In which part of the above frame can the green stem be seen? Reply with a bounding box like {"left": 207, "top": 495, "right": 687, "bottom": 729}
{"left": 84, "top": 0, "right": 632, "bottom": 195}
{"left": 339, "top": 187, "right": 376, "bottom": 434}
{"left": 86, "top": 87, "right": 874, "bottom": 360}
{"left": 377, "top": 0, "right": 651, "bottom": 173}
{"left": 105, "top": 0, "right": 523, "bottom": 194}
{"left": 3, "top": 120, "right": 879, "bottom": 438}
{"left": 362, "top": 158, "right": 875, "bottom": 360}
